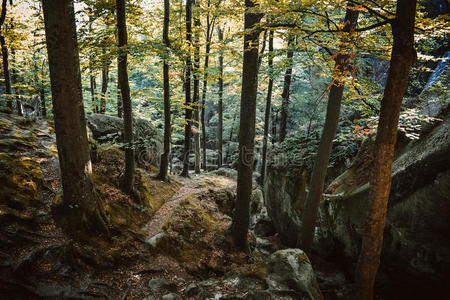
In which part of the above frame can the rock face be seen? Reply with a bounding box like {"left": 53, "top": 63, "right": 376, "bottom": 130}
{"left": 87, "top": 113, "right": 163, "bottom": 167}
{"left": 264, "top": 60, "right": 450, "bottom": 295}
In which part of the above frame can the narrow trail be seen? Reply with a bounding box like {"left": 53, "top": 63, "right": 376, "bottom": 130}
{"left": 142, "top": 174, "right": 236, "bottom": 241}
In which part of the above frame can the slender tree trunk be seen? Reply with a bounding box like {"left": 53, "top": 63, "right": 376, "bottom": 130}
{"left": 180, "top": 0, "right": 193, "bottom": 177}
{"left": 117, "top": 0, "right": 135, "bottom": 194}
{"left": 158, "top": 0, "right": 171, "bottom": 181}
{"left": 231, "top": 0, "right": 262, "bottom": 250}
{"left": 11, "top": 49, "right": 22, "bottom": 116}
{"left": 90, "top": 74, "right": 97, "bottom": 113}
{"left": 100, "top": 46, "right": 109, "bottom": 114}
{"left": 117, "top": 77, "right": 122, "bottom": 117}
{"left": 354, "top": 1, "right": 417, "bottom": 298}
{"left": 40, "top": 58, "right": 46, "bottom": 117}
{"left": 279, "top": 35, "right": 295, "bottom": 143}
{"left": 298, "top": 7, "right": 359, "bottom": 254}
{"left": 200, "top": 0, "right": 212, "bottom": 171}
{"left": 0, "top": 0, "right": 11, "bottom": 113}
{"left": 193, "top": 11, "right": 201, "bottom": 174}
{"left": 42, "top": 0, "right": 107, "bottom": 232}
{"left": 0, "top": 37, "right": 12, "bottom": 113}
{"left": 217, "top": 26, "right": 224, "bottom": 169}
{"left": 259, "top": 30, "right": 274, "bottom": 186}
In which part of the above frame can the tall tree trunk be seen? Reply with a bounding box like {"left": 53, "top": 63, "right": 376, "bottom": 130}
{"left": 40, "top": 58, "right": 46, "bottom": 117}
{"left": 298, "top": 7, "right": 359, "bottom": 254}
{"left": 117, "top": 0, "right": 135, "bottom": 194}
{"left": 200, "top": 0, "right": 212, "bottom": 171}
{"left": 11, "top": 48, "right": 22, "bottom": 116}
{"left": 259, "top": 30, "right": 274, "bottom": 186}
{"left": 0, "top": 0, "right": 11, "bottom": 113}
{"left": 117, "top": 77, "right": 122, "bottom": 117}
{"left": 180, "top": 0, "right": 193, "bottom": 177}
{"left": 90, "top": 74, "right": 97, "bottom": 113}
{"left": 231, "top": 0, "right": 262, "bottom": 250}
{"left": 217, "top": 26, "right": 224, "bottom": 169}
{"left": 100, "top": 46, "right": 109, "bottom": 114}
{"left": 158, "top": 0, "right": 171, "bottom": 181}
{"left": 279, "top": 35, "right": 295, "bottom": 143}
{"left": 42, "top": 0, "right": 107, "bottom": 232}
{"left": 193, "top": 10, "right": 201, "bottom": 174}
{"left": 354, "top": 1, "right": 417, "bottom": 298}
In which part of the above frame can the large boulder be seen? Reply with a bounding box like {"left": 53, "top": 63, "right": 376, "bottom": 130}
{"left": 87, "top": 114, "right": 163, "bottom": 167}
{"left": 265, "top": 113, "right": 450, "bottom": 295}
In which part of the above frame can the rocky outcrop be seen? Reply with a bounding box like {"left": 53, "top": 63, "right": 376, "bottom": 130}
{"left": 264, "top": 58, "right": 450, "bottom": 295}
{"left": 87, "top": 113, "right": 163, "bottom": 167}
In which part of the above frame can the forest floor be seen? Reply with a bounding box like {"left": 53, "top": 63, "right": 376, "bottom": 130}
{"left": 0, "top": 113, "right": 350, "bottom": 299}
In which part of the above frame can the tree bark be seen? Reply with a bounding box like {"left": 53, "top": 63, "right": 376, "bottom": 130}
{"left": 90, "top": 74, "right": 98, "bottom": 113}
{"left": 117, "top": 77, "right": 122, "bottom": 117}
{"left": 100, "top": 46, "right": 110, "bottom": 114}
{"left": 0, "top": 0, "right": 11, "bottom": 113}
{"left": 180, "top": 0, "right": 193, "bottom": 177}
{"left": 200, "top": 0, "right": 212, "bottom": 171}
{"left": 158, "top": 0, "right": 171, "bottom": 181}
{"left": 193, "top": 10, "right": 201, "bottom": 174}
{"left": 40, "top": 58, "right": 46, "bottom": 117}
{"left": 231, "top": 0, "right": 262, "bottom": 250}
{"left": 279, "top": 35, "right": 295, "bottom": 143}
{"left": 299, "top": 7, "right": 359, "bottom": 254}
{"left": 117, "top": 0, "right": 135, "bottom": 194}
{"left": 11, "top": 48, "right": 23, "bottom": 116}
{"left": 353, "top": 0, "right": 417, "bottom": 298}
{"left": 259, "top": 30, "right": 274, "bottom": 186}
{"left": 217, "top": 26, "right": 224, "bottom": 169}
{"left": 42, "top": 0, "right": 107, "bottom": 232}
{"left": 0, "top": 36, "right": 12, "bottom": 113}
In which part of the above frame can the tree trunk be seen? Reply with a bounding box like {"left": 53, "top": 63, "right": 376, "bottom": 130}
{"left": 0, "top": 36, "right": 12, "bottom": 113}
{"left": 200, "top": 0, "right": 212, "bottom": 171}
{"left": 180, "top": 0, "right": 193, "bottom": 177}
{"left": 217, "top": 26, "right": 224, "bottom": 169}
{"left": 42, "top": 0, "right": 107, "bottom": 232}
{"left": 193, "top": 11, "right": 201, "bottom": 174}
{"left": 117, "top": 77, "right": 122, "bottom": 118}
{"left": 90, "top": 74, "right": 98, "bottom": 113}
{"left": 11, "top": 49, "right": 22, "bottom": 116}
{"left": 117, "top": 0, "right": 135, "bottom": 194}
{"left": 40, "top": 58, "right": 46, "bottom": 117}
{"left": 353, "top": 1, "right": 417, "bottom": 298}
{"left": 231, "top": 0, "right": 262, "bottom": 250}
{"left": 158, "top": 0, "right": 171, "bottom": 181}
{"left": 259, "top": 30, "right": 274, "bottom": 186}
{"left": 298, "top": 7, "right": 359, "bottom": 254}
{"left": 279, "top": 35, "right": 295, "bottom": 143}
{"left": 100, "top": 46, "right": 109, "bottom": 114}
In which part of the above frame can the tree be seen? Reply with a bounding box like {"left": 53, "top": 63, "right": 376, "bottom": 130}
{"left": 0, "top": 0, "right": 12, "bottom": 113}
{"left": 117, "top": 0, "right": 135, "bottom": 194}
{"left": 193, "top": 5, "right": 201, "bottom": 174}
{"left": 217, "top": 25, "right": 224, "bottom": 169}
{"left": 100, "top": 44, "right": 110, "bottom": 114}
{"left": 231, "top": 0, "right": 262, "bottom": 250}
{"left": 42, "top": 0, "right": 107, "bottom": 231}
{"left": 180, "top": 0, "right": 193, "bottom": 177}
{"left": 279, "top": 34, "right": 295, "bottom": 143}
{"left": 158, "top": 0, "right": 171, "bottom": 181}
{"left": 354, "top": 0, "right": 417, "bottom": 298}
{"left": 259, "top": 29, "right": 273, "bottom": 185}
{"left": 298, "top": 6, "right": 359, "bottom": 254}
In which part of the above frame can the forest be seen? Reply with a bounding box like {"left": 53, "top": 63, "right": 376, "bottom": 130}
{"left": 0, "top": 0, "right": 449, "bottom": 299}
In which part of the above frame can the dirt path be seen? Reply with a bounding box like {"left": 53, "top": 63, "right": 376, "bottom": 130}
{"left": 142, "top": 174, "right": 236, "bottom": 240}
